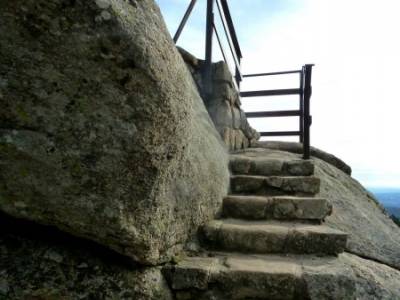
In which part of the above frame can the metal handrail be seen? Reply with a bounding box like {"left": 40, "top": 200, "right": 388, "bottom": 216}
{"left": 214, "top": 0, "right": 242, "bottom": 83}
{"left": 172, "top": 1, "right": 314, "bottom": 159}
{"left": 243, "top": 70, "right": 302, "bottom": 77}
{"left": 245, "top": 110, "right": 301, "bottom": 118}
{"left": 218, "top": 0, "right": 242, "bottom": 59}
{"left": 213, "top": 24, "right": 229, "bottom": 66}
{"left": 213, "top": 24, "right": 240, "bottom": 91}
{"left": 240, "top": 88, "right": 301, "bottom": 97}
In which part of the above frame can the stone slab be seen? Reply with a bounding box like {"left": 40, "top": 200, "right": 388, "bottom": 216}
{"left": 223, "top": 195, "right": 332, "bottom": 220}
{"left": 230, "top": 155, "right": 314, "bottom": 176}
{"left": 231, "top": 175, "right": 321, "bottom": 196}
{"left": 202, "top": 219, "right": 347, "bottom": 255}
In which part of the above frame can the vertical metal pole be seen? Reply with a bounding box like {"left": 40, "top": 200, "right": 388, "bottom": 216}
{"left": 299, "top": 69, "right": 304, "bottom": 143}
{"left": 204, "top": 0, "right": 214, "bottom": 99}
{"left": 303, "top": 64, "right": 313, "bottom": 160}
{"left": 235, "top": 57, "right": 241, "bottom": 90}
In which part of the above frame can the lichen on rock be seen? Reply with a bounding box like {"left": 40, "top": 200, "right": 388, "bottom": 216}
{"left": 0, "top": 0, "right": 229, "bottom": 265}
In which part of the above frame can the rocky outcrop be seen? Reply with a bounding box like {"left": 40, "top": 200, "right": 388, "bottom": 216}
{"left": 0, "top": 0, "right": 229, "bottom": 265}
{"left": 178, "top": 48, "right": 260, "bottom": 150}
{"left": 315, "top": 156, "right": 400, "bottom": 270}
{"left": 0, "top": 213, "right": 173, "bottom": 300}
{"left": 13, "top": 225, "right": 399, "bottom": 300}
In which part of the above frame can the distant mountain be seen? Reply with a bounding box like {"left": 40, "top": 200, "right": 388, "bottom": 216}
{"left": 369, "top": 188, "right": 400, "bottom": 193}
{"left": 369, "top": 188, "right": 400, "bottom": 208}
{"left": 386, "top": 207, "right": 400, "bottom": 218}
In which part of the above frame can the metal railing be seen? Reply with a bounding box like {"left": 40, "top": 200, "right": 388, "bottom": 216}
{"left": 241, "top": 65, "right": 314, "bottom": 159}
{"left": 173, "top": 0, "right": 314, "bottom": 159}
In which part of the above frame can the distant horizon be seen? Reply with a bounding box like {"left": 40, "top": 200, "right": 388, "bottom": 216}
{"left": 371, "top": 188, "right": 400, "bottom": 209}
{"left": 368, "top": 187, "right": 400, "bottom": 193}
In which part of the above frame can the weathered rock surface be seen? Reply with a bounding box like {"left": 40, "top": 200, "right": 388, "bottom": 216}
{"left": 0, "top": 213, "right": 173, "bottom": 300}
{"left": 315, "top": 155, "right": 400, "bottom": 270}
{"left": 0, "top": 0, "right": 229, "bottom": 265}
{"left": 341, "top": 253, "right": 400, "bottom": 300}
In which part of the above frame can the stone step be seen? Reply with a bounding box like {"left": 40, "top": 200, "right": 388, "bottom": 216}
{"left": 230, "top": 155, "right": 314, "bottom": 176}
{"left": 202, "top": 219, "right": 347, "bottom": 256}
{"left": 163, "top": 253, "right": 354, "bottom": 300}
{"left": 223, "top": 195, "right": 332, "bottom": 221}
{"left": 231, "top": 175, "right": 320, "bottom": 196}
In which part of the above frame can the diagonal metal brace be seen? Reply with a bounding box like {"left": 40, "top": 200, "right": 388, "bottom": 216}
{"left": 173, "top": 0, "right": 198, "bottom": 43}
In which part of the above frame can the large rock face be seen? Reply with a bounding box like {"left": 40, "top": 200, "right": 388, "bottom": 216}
{"left": 0, "top": 213, "right": 173, "bottom": 300}
{"left": 0, "top": 0, "right": 229, "bottom": 265}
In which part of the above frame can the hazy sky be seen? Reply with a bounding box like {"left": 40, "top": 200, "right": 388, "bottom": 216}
{"left": 156, "top": 0, "right": 400, "bottom": 189}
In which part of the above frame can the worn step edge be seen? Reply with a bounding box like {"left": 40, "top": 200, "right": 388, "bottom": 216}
{"left": 231, "top": 175, "right": 321, "bottom": 195}
{"left": 163, "top": 253, "right": 354, "bottom": 299}
{"left": 163, "top": 254, "right": 304, "bottom": 297}
{"left": 222, "top": 195, "right": 332, "bottom": 220}
{"left": 230, "top": 156, "right": 314, "bottom": 176}
{"left": 202, "top": 220, "right": 347, "bottom": 256}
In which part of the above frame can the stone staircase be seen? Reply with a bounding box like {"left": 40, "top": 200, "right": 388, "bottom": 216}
{"left": 164, "top": 149, "right": 349, "bottom": 299}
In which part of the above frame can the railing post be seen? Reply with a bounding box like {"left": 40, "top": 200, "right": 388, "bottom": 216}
{"left": 204, "top": 0, "right": 214, "bottom": 100}
{"left": 299, "top": 70, "right": 304, "bottom": 143}
{"left": 235, "top": 57, "right": 241, "bottom": 89}
{"left": 302, "top": 64, "right": 314, "bottom": 160}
